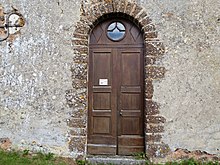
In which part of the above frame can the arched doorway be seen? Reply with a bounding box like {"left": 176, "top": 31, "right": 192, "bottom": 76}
{"left": 88, "top": 18, "right": 145, "bottom": 155}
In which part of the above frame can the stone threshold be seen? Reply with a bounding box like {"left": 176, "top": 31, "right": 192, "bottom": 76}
{"left": 86, "top": 155, "right": 146, "bottom": 165}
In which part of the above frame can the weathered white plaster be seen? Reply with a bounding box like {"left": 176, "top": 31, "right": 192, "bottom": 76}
{"left": 0, "top": 0, "right": 220, "bottom": 158}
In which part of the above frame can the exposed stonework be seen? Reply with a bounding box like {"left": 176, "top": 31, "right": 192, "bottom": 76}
{"left": 0, "top": 5, "right": 25, "bottom": 41}
{"left": 0, "top": 4, "right": 5, "bottom": 40}
{"left": 0, "top": 138, "right": 12, "bottom": 150}
{"left": 155, "top": 148, "right": 220, "bottom": 163}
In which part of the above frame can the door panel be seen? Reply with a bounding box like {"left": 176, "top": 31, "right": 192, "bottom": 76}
{"left": 93, "top": 52, "right": 111, "bottom": 85}
{"left": 121, "top": 94, "right": 141, "bottom": 110}
{"left": 88, "top": 18, "right": 144, "bottom": 155}
{"left": 93, "top": 116, "right": 111, "bottom": 134}
{"left": 118, "top": 49, "right": 144, "bottom": 155}
{"left": 93, "top": 93, "right": 111, "bottom": 110}
{"left": 121, "top": 52, "right": 141, "bottom": 85}
{"left": 88, "top": 48, "right": 117, "bottom": 155}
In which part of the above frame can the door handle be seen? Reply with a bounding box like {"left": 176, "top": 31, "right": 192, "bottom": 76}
{"left": 119, "top": 110, "right": 123, "bottom": 116}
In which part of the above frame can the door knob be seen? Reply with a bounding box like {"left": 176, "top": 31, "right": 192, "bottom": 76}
{"left": 119, "top": 110, "right": 123, "bottom": 116}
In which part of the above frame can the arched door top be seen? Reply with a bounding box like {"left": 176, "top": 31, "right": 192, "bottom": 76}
{"left": 90, "top": 18, "right": 144, "bottom": 47}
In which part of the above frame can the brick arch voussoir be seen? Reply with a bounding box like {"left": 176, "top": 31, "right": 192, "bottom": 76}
{"left": 96, "top": 2, "right": 114, "bottom": 15}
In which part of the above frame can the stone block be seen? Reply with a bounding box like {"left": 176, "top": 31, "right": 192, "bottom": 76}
{"left": 144, "top": 31, "right": 158, "bottom": 39}
{"left": 97, "top": 3, "right": 106, "bottom": 15}
{"left": 69, "top": 128, "right": 87, "bottom": 136}
{"left": 146, "top": 115, "right": 166, "bottom": 124}
{"left": 73, "top": 32, "right": 88, "bottom": 40}
{"left": 103, "top": 2, "right": 114, "bottom": 13}
{"left": 145, "top": 79, "right": 154, "bottom": 99}
{"left": 74, "top": 46, "right": 88, "bottom": 55}
{"left": 0, "top": 138, "right": 12, "bottom": 150}
{"left": 118, "top": 0, "right": 128, "bottom": 13}
{"left": 145, "top": 100, "right": 160, "bottom": 115}
{"left": 146, "top": 124, "right": 164, "bottom": 133}
{"left": 65, "top": 89, "right": 87, "bottom": 108}
{"left": 135, "top": 11, "right": 148, "bottom": 21}
{"left": 146, "top": 134, "right": 162, "bottom": 143}
{"left": 74, "top": 22, "right": 90, "bottom": 35}
{"left": 67, "top": 118, "right": 86, "bottom": 128}
{"left": 71, "top": 63, "right": 88, "bottom": 80}
{"left": 69, "top": 136, "right": 86, "bottom": 152}
{"left": 84, "top": 10, "right": 98, "bottom": 24}
{"left": 124, "top": 2, "right": 134, "bottom": 15}
{"left": 140, "top": 17, "right": 152, "bottom": 27}
{"left": 72, "top": 79, "right": 87, "bottom": 89}
{"left": 91, "top": 5, "right": 102, "bottom": 19}
{"left": 146, "top": 66, "right": 166, "bottom": 79}
{"left": 0, "top": 5, "right": 4, "bottom": 16}
{"left": 130, "top": 4, "right": 142, "bottom": 18}
{"left": 73, "top": 53, "right": 88, "bottom": 64}
{"left": 145, "top": 42, "right": 165, "bottom": 57}
{"left": 69, "top": 109, "right": 87, "bottom": 118}
{"left": 112, "top": 1, "right": 121, "bottom": 12}
{"left": 142, "top": 24, "right": 156, "bottom": 33}
{"left": 72, "top": 39, "right": 88, "bottom": 46}
{"left": 145, "top": 56, "right": 157, "bottom": 65}
{"left": 146, "top": 143, "right": 170, "bottom": 157}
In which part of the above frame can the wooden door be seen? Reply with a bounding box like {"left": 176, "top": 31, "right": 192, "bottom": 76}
{"left": 88, "top": 18, "right": 144, "bottom": 155}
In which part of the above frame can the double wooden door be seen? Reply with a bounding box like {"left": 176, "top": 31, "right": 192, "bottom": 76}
{"left": 88, "top": 19, "right": 144, "bottom": 155}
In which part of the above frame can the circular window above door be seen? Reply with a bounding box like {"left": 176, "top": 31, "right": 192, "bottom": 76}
{"left": 107, "top": 22, "right": 126, "bottom": 41}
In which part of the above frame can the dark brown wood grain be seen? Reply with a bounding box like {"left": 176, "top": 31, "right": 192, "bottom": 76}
{"left": 88, "top": 18, "right": 144, "bottom": 155}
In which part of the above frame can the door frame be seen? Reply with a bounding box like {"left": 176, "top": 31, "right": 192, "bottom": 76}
{"left": 68, "top": 1, "right": 167, "bottom": 158}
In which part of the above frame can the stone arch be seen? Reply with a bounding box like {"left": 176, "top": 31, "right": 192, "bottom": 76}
{"left": 66, "top": 0, "right": 168, "bottom": 158}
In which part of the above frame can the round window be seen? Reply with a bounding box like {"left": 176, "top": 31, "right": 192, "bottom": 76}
{"left": 107, "top": 22, "right": 126, "bottom": 41}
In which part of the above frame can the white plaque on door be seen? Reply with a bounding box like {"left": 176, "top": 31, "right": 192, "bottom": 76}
{"left": 99, "top": 79, "right": 108, "bottom": 86}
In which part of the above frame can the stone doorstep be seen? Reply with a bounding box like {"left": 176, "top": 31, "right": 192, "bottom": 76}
{"left": 86, "top": 156, "right": 146, "bottom": 165}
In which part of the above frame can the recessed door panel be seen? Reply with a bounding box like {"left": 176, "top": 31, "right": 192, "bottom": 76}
{"left": 93, "top": 117, "right": 111, "bottom": 134}
{"left": 93, "top": 93, "right": 111, "bottom": 110}
{"left": 121, "top": 93, "right": 141, "bottom": 110}
{"left": 93, "top": 52, "right": 111, "bottom": 86}
{"left": 121, "top": 52, "right": 140, "bottom": 85}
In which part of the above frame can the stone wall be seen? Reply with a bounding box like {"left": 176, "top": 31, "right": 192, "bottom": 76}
{"left": 0, "top": 0, "right": 220, "bottom": 160}
{"left": 0, "top": 0, "right": 81, "bottom": 157}
{"left": 140, "top": 0, "right": 220, "bottom": 156}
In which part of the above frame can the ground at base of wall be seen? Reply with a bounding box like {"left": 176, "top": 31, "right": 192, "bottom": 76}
{"left": 1, "top": 138, "right": 219, "bottom": 165}
{"left": 85, "top": 150, "right": 220, "bottom": 164}
{"left": 152, "top": 148, "right": 220, "bottom": 164}
{"left": 0, "top": 149, "right": 77, "bottom": 165}
{"left": 0, "top": 148, "right": 219, "bottom": 165}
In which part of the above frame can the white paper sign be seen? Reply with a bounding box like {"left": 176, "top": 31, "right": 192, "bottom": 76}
{"left": 99, "top": 79, "right": 108, "bottom": 85}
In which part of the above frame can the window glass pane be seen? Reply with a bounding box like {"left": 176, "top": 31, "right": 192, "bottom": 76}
{"left": 107, "top": 22, "right": 125, "bottom": 41}
{"left": 107, "top": 22, "right": 116, "bottom": 31}
{"left": 117, "top": 22, "right": 125, "bottom": 31}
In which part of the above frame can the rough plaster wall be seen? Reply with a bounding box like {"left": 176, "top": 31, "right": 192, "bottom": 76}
{"left": 0, "top": 0, "right": 220, "bottom": 158}
{"left": 139, "top": 0, "right": 220, "bottom": 155}
{"left": 0, "top": 0, "right": 81, "bottom": 156}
